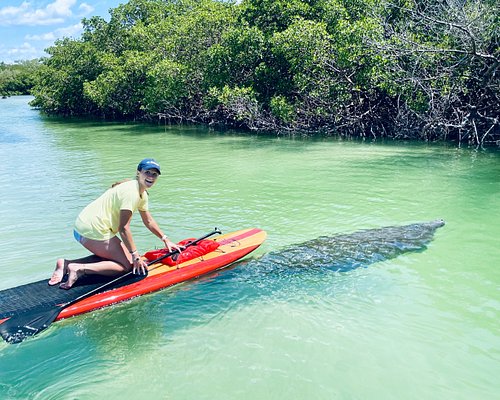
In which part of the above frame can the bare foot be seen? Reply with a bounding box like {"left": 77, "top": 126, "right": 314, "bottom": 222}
{"left": 59, "top": 264, "right": 84, "bottom": 290}
{"left": 49, "top": 258, "right": 67, "bottom": 286}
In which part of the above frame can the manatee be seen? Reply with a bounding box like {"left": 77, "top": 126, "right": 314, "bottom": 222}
{"left": 258, "top": 219, "right": 445, "bottom": 272}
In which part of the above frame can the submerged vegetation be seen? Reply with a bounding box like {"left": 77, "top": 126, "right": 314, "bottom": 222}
{"left": 29, "top": 0, "right": 499, "bottom": 145}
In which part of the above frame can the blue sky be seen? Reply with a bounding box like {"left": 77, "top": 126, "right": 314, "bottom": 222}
{"left": 0, "top": 0, "right": 123, "bottom": 63}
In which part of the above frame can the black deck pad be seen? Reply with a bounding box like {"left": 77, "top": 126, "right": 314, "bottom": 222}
{"left": 0, "top": 273, "right": 145, "bottom": 335}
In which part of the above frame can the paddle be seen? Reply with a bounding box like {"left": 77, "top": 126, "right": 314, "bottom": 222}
{"left": 0, "top": 228, "right": 222, "bottom": 344}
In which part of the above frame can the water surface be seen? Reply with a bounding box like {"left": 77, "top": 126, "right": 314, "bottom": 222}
{"left": 0, "top": 96, "right": 498, "bottom": 399}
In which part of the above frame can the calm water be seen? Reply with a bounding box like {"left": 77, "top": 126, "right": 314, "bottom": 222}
{"left": 0, "top": 96, "right": 499, "bottom": 399}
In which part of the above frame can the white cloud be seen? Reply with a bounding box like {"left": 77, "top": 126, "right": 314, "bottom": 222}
{"left": 0, "top": 0, "right": 78, "bottom": 26}
{"left": 25, "top": 22, "right": 82, "bottom": 41}
{"left": 54, "top": 21, "right": 82, "bottom": 37}
{"left": 78, "top": 2, "right": 94, "bottom": 16}
{"left": 0, "top": 41, "right": 42, "bottom": 62}
{"left": 25, "top": 31, "right": 56, "bottom": 41}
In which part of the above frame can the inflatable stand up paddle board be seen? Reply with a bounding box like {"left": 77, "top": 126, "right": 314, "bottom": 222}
{"left": 0, "top": 228, "right": 266, "bottom": 343}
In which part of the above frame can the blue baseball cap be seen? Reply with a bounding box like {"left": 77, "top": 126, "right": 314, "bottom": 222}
{"left": 137, "top": 158, "right": 161, "bottom": 174}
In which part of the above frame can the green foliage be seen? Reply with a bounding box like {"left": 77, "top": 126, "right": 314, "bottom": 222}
{"left": 30, "top": 39, "right": 101, "bottom": 114}
{"left": 0, "top": 60, "right": 40, "bottom": 96}
{"left": 205, "top": 24, "right": 266, "bottom": 89}
{"left": 29, "top": 0, "right": 499, "bottom": 144}
{"left": 207, "top": 85, "right": 260, "bottom": 126}
{"left": 270, "top": 95, "right": 295, "bottom": 123}
{"left": 144, "top": 59, "right": 189, "bottom": 114}
{"left": 240, "top": 0, "right": 323, "bottom": 34}
{"left": 83, "top": 51, "right": 153, "bottom": 117}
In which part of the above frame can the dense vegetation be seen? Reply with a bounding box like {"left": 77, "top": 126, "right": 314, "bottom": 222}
{"left": 0, "top": 60, "right": 40, "bottom": 96}
{"left": 30, "top": 0, "right": 499, "bottom": 145}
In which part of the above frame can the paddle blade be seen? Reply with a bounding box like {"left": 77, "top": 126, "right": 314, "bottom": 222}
{"left": 0, "top": 307, "right": 61, "bottom": 344}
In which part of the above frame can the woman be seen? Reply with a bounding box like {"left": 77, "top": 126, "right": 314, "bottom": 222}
{"left": 49, "top": 158, "right": 181, "bottom": 289}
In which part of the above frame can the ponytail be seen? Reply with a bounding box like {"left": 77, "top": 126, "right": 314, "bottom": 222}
{"left": 111, "top": 178, "right": 131, "bottom": 188}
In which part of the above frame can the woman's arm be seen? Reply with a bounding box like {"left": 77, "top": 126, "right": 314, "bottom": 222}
{"left": 118, "top": 209, "right": 146, "bottom": 274}
{"left": 118, "top": 209, "right": 135, "bottom": 254}
{"left": 140, "top": 210, "right": 181, "bottom": 252}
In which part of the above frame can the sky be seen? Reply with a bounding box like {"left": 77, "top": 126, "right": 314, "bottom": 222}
{"left": 0, "top": 0, "right": 123, "bottom": 63}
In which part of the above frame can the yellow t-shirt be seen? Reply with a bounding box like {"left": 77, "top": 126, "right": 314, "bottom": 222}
{"left": 74, "top": 180, "right": 149, "bottom": 240}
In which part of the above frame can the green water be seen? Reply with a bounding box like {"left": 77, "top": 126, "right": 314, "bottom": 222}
{"left": 0, "top": 96, "right": 499, "bottom": 399}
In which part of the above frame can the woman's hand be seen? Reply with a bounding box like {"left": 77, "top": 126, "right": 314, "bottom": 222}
{"left": 132, "top": 256, "right": 148, "bottom": 275}
{"left": 162, "top": 236, "right": 182, "bottom": 253}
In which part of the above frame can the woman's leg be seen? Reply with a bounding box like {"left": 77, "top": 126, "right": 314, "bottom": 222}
{"left": 49, "top": 255, "right": 103, "bottom": 285}
{"left": 60, "top": 236, "right": 132, "bottom": 289}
